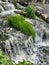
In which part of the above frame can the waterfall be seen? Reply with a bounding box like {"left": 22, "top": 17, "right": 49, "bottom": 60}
{"left": 0, "top": 16, "right": 49, "bottom": 65}
{"left": 0, "top": 27, "right": 36, "bottom": 63}
{"left": 0, "top": 1, "right": 49, "bottom": 65}
{"left": 25, "top": 18, "right": 49, "bottom": 65}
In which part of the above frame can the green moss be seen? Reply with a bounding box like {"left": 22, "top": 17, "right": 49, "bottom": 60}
{"left": 7, "top": 14, "right": 36, "bottom": 39}
{"left": 25, "top": 5, "right": 36, "bottom": 19}
{"left": 0, "top": 50, "right": 14, "bottom": 65}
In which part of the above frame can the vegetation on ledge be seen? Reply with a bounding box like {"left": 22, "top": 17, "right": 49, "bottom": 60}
{"left": 0, "top": 50, "right": 14, "bottom": 65}
{"left": 25, "top": 5, "right": 36, "bottom": 19}
{"left": 7, "top": 14, "right": 36, "bottom": 39}
{"left": 0, "top": 50, "right": 35, "bottom": 65}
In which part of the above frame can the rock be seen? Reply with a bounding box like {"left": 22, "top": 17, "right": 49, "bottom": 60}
{"left": 36, "top": 6, "right": 44, "bottom": 12}
{"left": 0, "top": 30, "right": 9, "bottom": 41}
{"left": 2, "top": 20, "right": 9, "bottom": 27}
{"left": 45, "top": 30, "right": 49, "bottom": 39}
{"left": 17, "top": 0, "right": 32, "bottom": 5}
{"left": 42, "top": 32, "right": 47, "bottom": 40}
{"left": 42, "top": 14, "right": 49, "bottom": 19}
{"left": 35, "top": 4, "right": 49, "bottom": 24}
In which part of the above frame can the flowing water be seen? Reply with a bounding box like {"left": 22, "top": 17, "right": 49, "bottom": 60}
{"left": 0, "top": 1, "right": 49, "bottom": 65}
{"left": 0, "top": 17, "right": 49, "bottom": 65}
{"left": 26, "top": 18, "right": 49, "bottom": 65}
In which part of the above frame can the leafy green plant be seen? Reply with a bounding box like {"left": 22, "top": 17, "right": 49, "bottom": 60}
{"left": 7, "top": 14, "right": 36, "bottom": 39}
{"left": 25, "top": 5, "right": 36, "bottom": 19}
{"left": 0, "top": 50, "right": 14, "bottom": 65}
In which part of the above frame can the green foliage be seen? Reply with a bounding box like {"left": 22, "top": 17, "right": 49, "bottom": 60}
{"left": 7, "top": 14, "right": 36, "bottom": 39}
{"left": 0, "top": 50, "right": 14, "bottom": 65}
{"left": 16, "top": 60, "right": 35, "bottom": 65}
{"left": 25, "top": 5, "right": 36, "bottom": 19}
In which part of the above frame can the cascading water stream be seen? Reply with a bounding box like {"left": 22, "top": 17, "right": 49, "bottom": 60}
{"left": 0, "top": 1, "right": 49, "bottom": 65}
{"left": 23, "top": 18, "right": 49, "bottom": 65}
{"left": 0, "top": 17, "right": 49, "bottom": 65}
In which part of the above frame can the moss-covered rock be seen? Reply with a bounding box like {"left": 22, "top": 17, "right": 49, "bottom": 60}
{"left": 7, "top": 14, "right": 36, "bottom": 39}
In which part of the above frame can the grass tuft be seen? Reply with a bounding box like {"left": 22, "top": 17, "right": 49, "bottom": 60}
{"left": 0, "top": 50, "right": 14, "bottom": 65}
{"left": 25, "top": 5, "right": 36, "bottom": 19}
{"left": 7, "top": 14, "right": 36, "bottom": 39}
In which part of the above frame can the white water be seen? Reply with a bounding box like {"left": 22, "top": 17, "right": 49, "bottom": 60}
{"left": 0, "top": 17, "right": 49, "bottom": 65}
{"left": 0, "top": 1, "right": 49, "bottom": 65}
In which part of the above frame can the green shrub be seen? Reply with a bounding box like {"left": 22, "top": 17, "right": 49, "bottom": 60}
{"left": 25, "top": 5, "right": 36, "bottom": 19}
{"left": 7, "top": 14, "right": 36, "bottom": 39}
{"left": 0, "top": 50, "right": 14, "bottom": 65}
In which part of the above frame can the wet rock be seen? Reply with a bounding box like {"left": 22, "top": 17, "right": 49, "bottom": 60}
{"left": 0, "top": 5, "right": 4, "bottom": 13}
{"left": 0, "top": 30, "right": 9, "bottom": 41}
{"left": 0, "top": 30, "right": 4, "bottom": 40}
{"left": 17, "top": 0, "right": 32, "bottom": 5}
{"left": 42, "top": 32, "right": 47, "bottom": 40}
{"left": 45, "top": 30, "right": 49, "bottom": 39}
{"left": 2, "top": 20, "right": 9, "bottom": 27}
